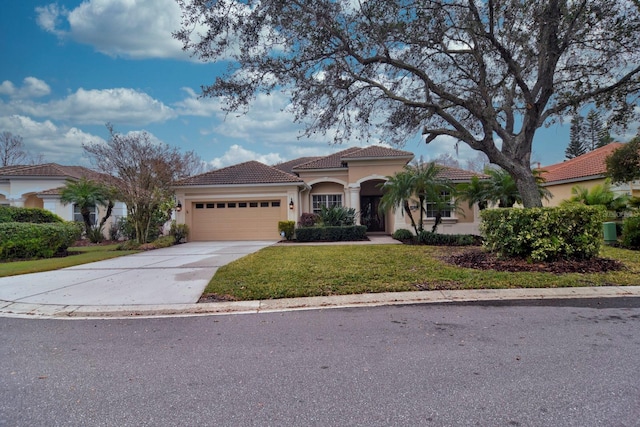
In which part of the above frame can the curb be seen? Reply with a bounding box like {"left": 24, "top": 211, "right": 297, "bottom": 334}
{"left": 2, "top": 286, "right": 640, "bottom": 320}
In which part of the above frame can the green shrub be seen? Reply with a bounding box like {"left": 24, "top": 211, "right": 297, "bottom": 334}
{"left": 0, "top": 222, "right": 82, "bottom": 260}
{"left": 0, "top": 206, "right": 64, "bottom": 223}
{"left": 295, "top": 225, "right": 367, "bottom": 242}
{"left": 299, "top": 212, "right": 320, "bottom": 227}
{"left": 169, "top": 221, "right": 189, "bottom": 243}
{"left": 318, "top": 205, "right": 357, "bottom": 226}
{"left": 86, "top": 225, "right": 105, "bottom": 243}
{"left": 480, "top": 205, "right": 606, "bottom": 261}
{"left": 117, "top": 240, "right": 141, "bottom": 250}
{"left": 621, "top": 214, "right": 640, "bottom": 249}
{"left": 392, "top": 229, "right": 414, "bottom": 241}
{"left": 116, "top": 217, "right": 136, "bottom": 240}
{"left": 108, "top": 222, "right": 121, "bottom": 241}
{"left": 278, "top": 221, "right": 295, "bottom": 240}
{"left": 416, "top": 231, "right": 479, "bottom": 246}
{"left": 152, "top": 235, "right": 175, "bottom": 248}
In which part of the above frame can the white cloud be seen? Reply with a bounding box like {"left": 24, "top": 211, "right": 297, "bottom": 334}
{"left": 2, "top": 83, "right": 175, "bottom": 125}
{"left": 0, "top": 115, "right": 105, "bottom": 165}
{"left": 0, "top": 77, "right": 51, "bottom": 99}
{"left": 208, "top": 144, "right": 285, "bottom": 169}
{"left": 36, "top": 0, "right": 188, "bottom": 60}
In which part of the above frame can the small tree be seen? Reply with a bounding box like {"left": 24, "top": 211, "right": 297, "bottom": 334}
{"left": 606, "top": 137, "right": 640, "bottom": 185}
{"left": 60, "top": 178, "right": 111, "bottom": 236}
{"left": 566, "top": 115, "right": 587, "bottom": 159}
{"left": 83, "top": 124, "right": 204, "bottom": 243}
{"left": 0, "top": 131, "right": 28, "bottom": 166}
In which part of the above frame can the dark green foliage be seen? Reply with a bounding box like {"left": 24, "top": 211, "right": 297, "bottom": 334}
{"left": 116, "top": 240, "right": 141, "bottom": 251}
{"left": 299, "top": 212, "right": 319, "bottom": 227}
{"left": 621, "top": 214, "right": 640, "bottom": 249}
{"left": 277, "top": 221, "right": 295, "bottom": 240}
{"left": 295, "top": 225, "right": 367, "bottom": 242}
{"left": 416, "top": 231, "right": 480, "bottom": 246}
{"left": 86, "top": 225, "right": 105, "bottom": 244}
{"left": 151, "top": 235, "right": 176, "bottom": 249}
{"left": 566, "top": 115, "right": 587, "bottom": 159}
{"left": 318, "top": 205, "right": 356, "bottom": 226}
{"left": 0, "top": 222, "right": 83, "bottom": 260}
{"left": 0, "top": 206, "right": 64, "bottom": 224}
{"left": 606, "top": 137, "right": 640, "bottom": 184}
{"left": 116, "top": 217, "right": 136, "bottom": 240}
{"left": 480, "top": 205, "right": 607, "bottom": 261}
{"left": 392, "top": 229, "right": 414, "bottom": 241}
{"left": 108, "top": 222, "right": 121, "bottom": 241}
{"left": 169, "top": 221, "right": 190, "bottom": 243}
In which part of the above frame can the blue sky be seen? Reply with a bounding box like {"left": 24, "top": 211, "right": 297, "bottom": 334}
{"left": 0, "top": 0, "right": 613, "bottom": 170}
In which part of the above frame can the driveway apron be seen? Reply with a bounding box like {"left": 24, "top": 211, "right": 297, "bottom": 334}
{"left": 0, "top": 241, "right": 275, "bottom": 306}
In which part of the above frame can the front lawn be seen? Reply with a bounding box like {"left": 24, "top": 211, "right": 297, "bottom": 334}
{"left": 202, "top": 244, "right": 640, "bottom": 301}
{"left": 0, "top": 244, "right": 140, "bottom": 277}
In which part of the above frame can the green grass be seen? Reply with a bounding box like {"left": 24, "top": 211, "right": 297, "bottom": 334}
{"left": 0, "top": 244, "right": 140, "bottom": 277}
{"left": 203, "top": 244, "right": 640, "bottom": 301}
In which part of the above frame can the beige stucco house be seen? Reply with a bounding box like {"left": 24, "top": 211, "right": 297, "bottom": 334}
{"left": 0, "top": 163, "right": 126, "bottom": 229}
{"left": 540, "top": 143, "right": 639, "bottom": 206}
{"left": 174, "top": 146, "right": 485, "bottom": 241}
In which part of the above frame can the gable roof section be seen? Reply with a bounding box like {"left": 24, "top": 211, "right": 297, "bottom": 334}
{"left": 293, "top": 146, "right": 413, "bottom": 170}
{"left": 272, "top": 157, "right": 322, "bottom": 174}
{"left": 540, "top": 143, "right": 623, "bottom": 184}
{"left": 0, "top": 163, "right": 105, "bottom": 180}
{"left": 176, "top": 160, "right": 304, "bottom": 186}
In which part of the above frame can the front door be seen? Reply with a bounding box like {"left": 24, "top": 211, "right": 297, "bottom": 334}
{"left": 360, "top": 196, "right": 385, "bottom": 232}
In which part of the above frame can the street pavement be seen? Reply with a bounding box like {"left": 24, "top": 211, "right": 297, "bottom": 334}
{"left": 1, "top": 237, "right": 639, "bottom": 319}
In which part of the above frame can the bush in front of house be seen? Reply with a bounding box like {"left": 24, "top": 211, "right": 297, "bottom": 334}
{"left": 295, "top": 225, "right": 367, "bottom": 242}
{"left": 416, "top": 231, "right": 481, "bottom": 246}
{"left": 318, "top": 205, "right": 357, "bottom": 226}
{"left": 278, "top": 221, "right": 295, "bottom": 240}
{"left": 169, "top": 221, "right": 189, "bottom": 243}
{"left": 621, "top": 214, "right": 640, "bottom": 249}
{"left": 480, "top": 205, "right": 606, "bottom": 261}
{"left": 0, "top": 206, "right": 65, "bottom": 224}
{"left": 0, "top": 222, "right": 83, "bottom": 260}
{"left": 299, "top": 212, "right": 320, "bottom": 227}
{"left": 392, "top": 228, "right": 414, "bottom": 241}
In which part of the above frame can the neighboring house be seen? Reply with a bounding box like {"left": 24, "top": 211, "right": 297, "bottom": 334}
{"left": 174, "top": 146, "right": 486, "bottom": 241}
{"left": 0, "top": 163, "right": 126, "bottom": 230}
{"left": 539, "top": 143, "right": 639, "bottom": 206}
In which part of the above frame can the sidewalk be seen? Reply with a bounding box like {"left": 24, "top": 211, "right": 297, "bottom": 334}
{"left": 2, "top": 286, "right": 639, "bottom": 320}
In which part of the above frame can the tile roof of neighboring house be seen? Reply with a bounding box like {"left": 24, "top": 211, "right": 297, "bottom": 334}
{"left": 293, "top": 146, "right": 413, "bottom": 170}
{"left": 539, "top": 143, "right": 623, "bottom": 184}
{"left": 437, "top": 165, "right": 488, "bottom": 182}
{"left": 0, "top": 163, "right": 106, "bottom": 180}
{"left": 272, "top": 157, "right": 322, "bottom": 174}
{"left": 176, "top": 160, "right": 304, "bottom": 186}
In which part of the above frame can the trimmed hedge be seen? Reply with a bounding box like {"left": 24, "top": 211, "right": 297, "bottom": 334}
{"left": 417, "top": 231, "right": 480, "bottom": 246}
{"left": 0, "top": 206, "right": 64, "bottom": 224}
{"left": 295, "top": 225, "right": 367, "bottom": 242}
{"left": 480, "top": 205, "right": 607, "bottom": 261}
{"left": 278, "top": 221, "right": 295, "bottom": 240}
{"left": 0, "top": 222, "right": 83, "bottom": 260}
{"left": 392, "top": 229, "right": 414, "bottom": 241}
{"left": 621, "top": 214, "right": 640, "bottom": 249}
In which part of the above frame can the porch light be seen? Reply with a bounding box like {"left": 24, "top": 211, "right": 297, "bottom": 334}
{"left": 176, "top": 201, "right": 182, "bottom": 212}
{"left": 289, "top": 198, "right": 294, "bottom": 210}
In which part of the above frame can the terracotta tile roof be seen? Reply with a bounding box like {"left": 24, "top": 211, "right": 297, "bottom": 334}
{"left": 539, "top": 143, "right": 623, "bottom": 184}
{"left": 272, "top": 157, "right": 322, "bottom": 174}
{"left": 293, "top": 146, "right": 413, "bottom": 170}
{"left": 436, "top": 165, "right": 488, "bottom": 182}
{"left": 293, "top": 147, "right": 362, "bottom": 170}
{"left": 0, "top": 163, "right": 119, "bottom": 186}
{"left": 176, "top": 160, "right": 304, "bottom": 186}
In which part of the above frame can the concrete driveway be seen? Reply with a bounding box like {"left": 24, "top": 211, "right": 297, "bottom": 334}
{"left": 0, "top": 241, "right": 276, "bottom": 306}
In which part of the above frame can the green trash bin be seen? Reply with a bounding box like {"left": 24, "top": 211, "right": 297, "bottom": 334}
{"left": 603, "top": 222, "right": 617, "bottom": 244}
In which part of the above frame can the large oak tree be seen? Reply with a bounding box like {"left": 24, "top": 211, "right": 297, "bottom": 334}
{"left": 175, "top": 0, "right": 640, "bottom": 207}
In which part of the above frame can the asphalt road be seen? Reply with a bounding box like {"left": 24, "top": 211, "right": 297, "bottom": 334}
{"left": 1, "top": 298, "right": 639, "bottom": 426}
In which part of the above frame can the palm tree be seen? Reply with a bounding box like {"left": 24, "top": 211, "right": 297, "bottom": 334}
{"left": 477, "top": 167, "right": 552, "bottom": 208}
{"left": 60, "top": 178, "right": 111, "bottom": 235}
{"left": 563, "top": 179, "right": 630, "bottom": 217}
{"left": 457, "top": 175, "right": 489, "bottom": 210}
{"left": 410, "top": 162, "right": 456, "bottom": 233}
{"left": 379, "top": 169, "right": 419, "bottom": 234}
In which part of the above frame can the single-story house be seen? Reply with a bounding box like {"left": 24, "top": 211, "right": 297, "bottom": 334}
{"left": 174, "top": 146, "right": 485, "bottom": 241}
{"left": 0, "top": 163, "right": 126, "bottom": 229}
{"left": 539, "top": 143, "right": 639, "bottom": 206}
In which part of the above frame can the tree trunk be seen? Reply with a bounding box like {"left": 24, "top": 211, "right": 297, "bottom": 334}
{"left": 515, "top": 173, "right": 543, "bottom": 208}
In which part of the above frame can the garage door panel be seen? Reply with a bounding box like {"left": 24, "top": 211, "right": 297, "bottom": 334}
{"left": 191, "top": 200, "right": 284, "bottom": 241}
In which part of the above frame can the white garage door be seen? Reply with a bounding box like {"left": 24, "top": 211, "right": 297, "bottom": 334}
{"left": 191, "top": 200, "right": 284, "bottom": 241}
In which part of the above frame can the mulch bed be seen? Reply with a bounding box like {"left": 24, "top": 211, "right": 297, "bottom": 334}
{"left": 443, "top": 248, "right": 625, "bottom": 274}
